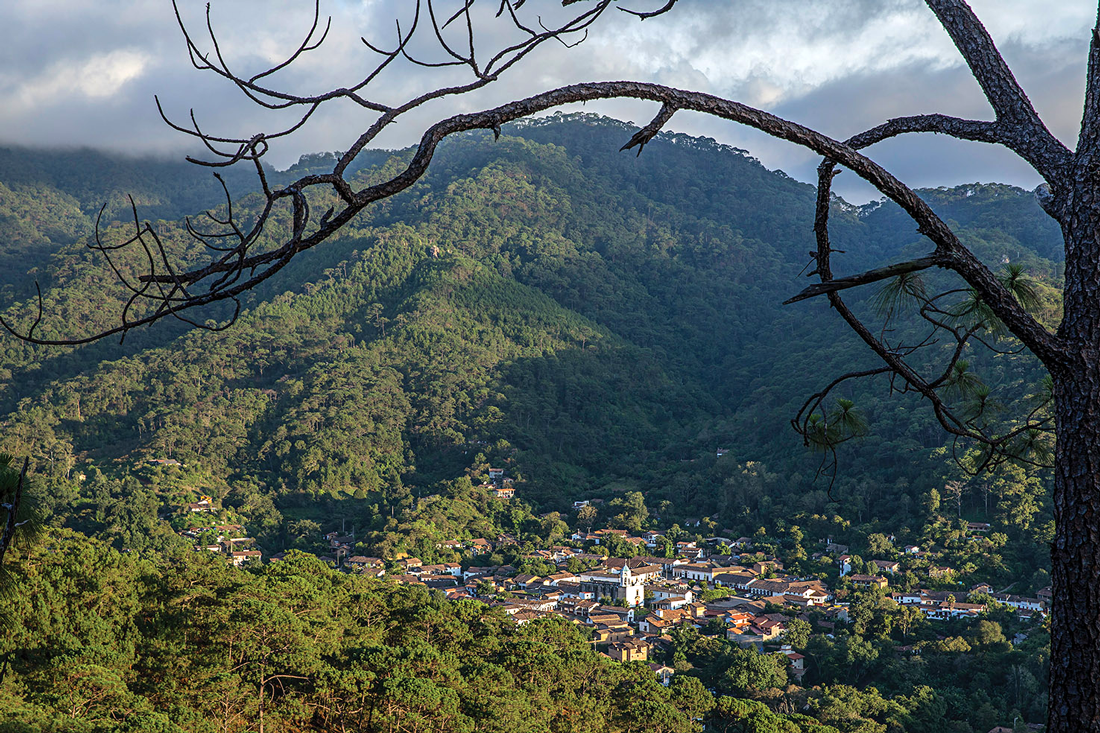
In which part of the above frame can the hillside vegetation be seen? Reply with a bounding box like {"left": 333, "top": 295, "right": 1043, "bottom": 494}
{"left": 0, "top": 116, "right": 1058, "bottom": 540}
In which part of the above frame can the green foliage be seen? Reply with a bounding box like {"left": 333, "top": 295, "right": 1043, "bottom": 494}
{"left": 0, "top": 119, "right": 1060, "bottom": 540}
{"left": 720, "top": 648, "right": 789, "bottom": 696}
{"left": 0, "top": 533, "right": 735, "bottom": 733}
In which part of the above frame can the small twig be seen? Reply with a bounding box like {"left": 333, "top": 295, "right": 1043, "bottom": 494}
{"left": 620, "top": 0, "right": 679, "bottom": 20}
{"left": 620, "top": 103, "right": 677, "bottom": 156}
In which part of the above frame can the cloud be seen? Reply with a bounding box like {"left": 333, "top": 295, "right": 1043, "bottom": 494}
{"left": 0, "top": 0, "right": 1092, "bottom": 194}
{"left": 582, "top": 0, "right": 957, "bottom": 106}
{"left": 5, "top": 49, "right": 151, "bottom": 111}
{"left": 970, "top": 0, "right": 1093, "bottom": 45}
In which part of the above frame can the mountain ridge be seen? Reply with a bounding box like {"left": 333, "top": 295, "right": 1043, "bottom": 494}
{"left": 0, "top": 114, "right": 1057, "bottom": 549}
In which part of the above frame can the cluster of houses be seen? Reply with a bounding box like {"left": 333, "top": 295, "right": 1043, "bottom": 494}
{"left": 826, "top": 536, "right": 1048, "bottom": 621}
{"left": 178, "top": 523, "right": 262, "bottom": 566}
{"left": 171, "top": 474, "right": 1048, "bottom": 681}
{"left": 481, "top": 467, "right": 515, "bottom": 499}
{"left": 368, "top": 551, "right": 818, "bottom": 684}
{"left": 887, "top": 585, "right": 1047, "bottom": 621}
{"left": 177, "top": 513, "right": 1050, "bottom": 632}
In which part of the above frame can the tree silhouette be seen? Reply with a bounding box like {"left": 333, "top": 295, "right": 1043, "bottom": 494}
{"left": 2, "top": 1, "right": 1098, "bottom": 728}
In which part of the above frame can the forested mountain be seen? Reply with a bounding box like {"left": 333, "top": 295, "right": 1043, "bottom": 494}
{"left": 0, "top": 115, "right": 1059, "bottom": 538}
{"left": 0, "top": 114, "right": 1060, "bottom": 731}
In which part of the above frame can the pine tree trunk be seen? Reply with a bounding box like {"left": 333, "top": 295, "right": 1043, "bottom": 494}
{"left": 1050, "top": 203, "right": 1100, "bottom": 731}
{"left": 258, "top": 674, "right": 266, "bottom": 733}
{"left": 1050, "top": 366, "right": 1100, "bottom": 731}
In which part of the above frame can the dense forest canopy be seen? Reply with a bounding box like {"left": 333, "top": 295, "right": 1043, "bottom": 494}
{"left": 0, "top": 115, "right": 1059, "bottom": 525}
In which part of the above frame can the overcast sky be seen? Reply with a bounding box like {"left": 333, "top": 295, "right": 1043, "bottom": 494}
{"left": 0, "top": 0, "right": 1095, "bottom": 202}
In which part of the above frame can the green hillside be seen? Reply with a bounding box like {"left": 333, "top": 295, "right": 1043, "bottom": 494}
{"left": 0, "top": 114, "right": 1058, "bottom": 550}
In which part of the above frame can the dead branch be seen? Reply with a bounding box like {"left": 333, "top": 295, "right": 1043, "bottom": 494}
{"left": 0, "top": 0, "right": 1065, "bottom": 368}
{"left": 784, "top": 256, "right": 943, "bottom": 304}
{"left": 0, "top": 74, "right": 1064, "bottom": 361}
{"left": 619, "top": 0, "right": 679, "bottom": 20}
{"left": 620, "top": 102, "right": 677, "bottom": 156}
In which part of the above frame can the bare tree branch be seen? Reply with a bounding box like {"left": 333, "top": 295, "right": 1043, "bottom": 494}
{"left": 923, "top": 0, "right": 1071, "bottom": 183}
{"left": 619, "top": 0, "right": 679, "bottom": 20}
{"left": 848, "top": 114, "right": 1002, "bottom": 148}
{"left": 2, "top": 0, "right": 1063, "bottom": 366}
{"left": 1, "top": 75, "right": 1064, "bottom": 365}
{"left": 784, "top": 255, "right": 943, "bottom": 305}
{"left": 620, "top": 102, "right": 676, "bottom": 155}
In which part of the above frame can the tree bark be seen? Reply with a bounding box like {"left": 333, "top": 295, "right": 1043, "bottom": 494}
{"left": 1050, "top": 179, "right": 1100, "bottom": 729}
{"left": 1050, "top": 362, "right": 1100, "bottom": 731}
